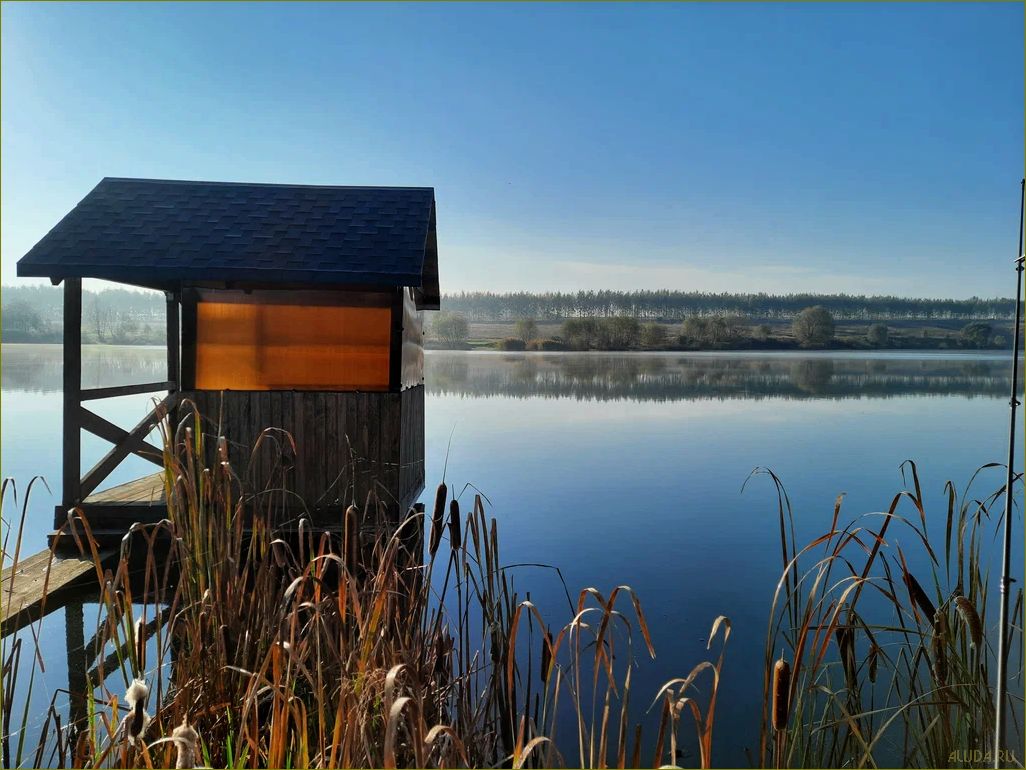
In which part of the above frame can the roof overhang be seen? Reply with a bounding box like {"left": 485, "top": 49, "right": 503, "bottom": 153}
{"left": 16, "top": 178, "right": 441, "bottom": 304}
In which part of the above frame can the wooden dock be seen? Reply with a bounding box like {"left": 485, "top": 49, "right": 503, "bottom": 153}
{"left": 83, "top": 472, "right": 165, "bottom": 508}
{"left": 2, "top": 546, "right": 114, "bottom": 635}
{"left": 52, "top": 472, "right": 168, "bottom": 544}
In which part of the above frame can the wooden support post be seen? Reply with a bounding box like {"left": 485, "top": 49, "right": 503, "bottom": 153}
{"left": 389, "top": 288, "right": 403, "bottom": 391}
{"left": 166, "top": 290, "right": 180, "bottom": 389}
{"left": 180, "top": 289, "right": 197, "bottom": 390}
{"left": 63, "top": 278, "right": 82, "bottom": 508}
{"left": 65, "top": 600, "right": 88, "bottom": 731}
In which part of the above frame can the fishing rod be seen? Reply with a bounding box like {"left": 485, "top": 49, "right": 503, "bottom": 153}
{"left": 994, "top": 177, "right": 1025, "bottom": 769}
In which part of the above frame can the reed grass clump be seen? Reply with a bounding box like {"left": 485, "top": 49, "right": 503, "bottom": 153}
{"left": 1, "top": 403, "right": 728, "bottom": 768}
{"left": 752, "top": 461, "right": 1024, "bottom": 768}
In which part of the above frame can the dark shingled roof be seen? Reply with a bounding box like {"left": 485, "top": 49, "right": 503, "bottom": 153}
{"left": 16, "top": 177, "right": 440, "bottom": 307}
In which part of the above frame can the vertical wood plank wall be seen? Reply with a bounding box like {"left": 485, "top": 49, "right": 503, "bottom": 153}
{"left": 397, "top": 386, "right": 425, "bottom": 508}
{"left": 184, "top": 388, "right": 425, "bottom": 526}
{"left": 400, "top": 288, "right": 425, "bottom": 389}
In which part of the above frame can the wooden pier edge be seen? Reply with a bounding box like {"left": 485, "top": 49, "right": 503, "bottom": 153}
{"left": 1, "top": 547, "right": 116, "bottom": 636}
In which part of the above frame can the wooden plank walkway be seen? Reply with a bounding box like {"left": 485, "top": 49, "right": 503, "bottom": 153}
{"left": 2, "top": 547, "right": 115, "bottom": 635}
{"left": 83, "top": 472, "right": 165, "bottom": 506}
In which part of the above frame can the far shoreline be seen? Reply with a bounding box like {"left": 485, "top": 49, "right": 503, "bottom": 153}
{"left": 2, "top": 340, "right": 1017, "bottom": 358}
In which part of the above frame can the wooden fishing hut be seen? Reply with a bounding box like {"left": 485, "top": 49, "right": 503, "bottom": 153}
{"left": 16, "top": 178, "right": 438, "bottom": 544}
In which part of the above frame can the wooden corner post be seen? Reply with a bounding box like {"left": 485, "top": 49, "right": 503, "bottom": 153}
{"left": 180, "top": 289, "right": 198, "bottom": 390}
{"left": 389, "top": 288, "right": 403, "bottom": 392}
{"left": 166, "top": 290, "right": 180, "bottom": 389}
{"left": 62, "top": 277, "right": 82, "bottom": 508}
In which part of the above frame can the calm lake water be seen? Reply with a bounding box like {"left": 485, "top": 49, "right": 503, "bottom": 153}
{"left": 2, "top": 344, "right": 1022, "bottom": 765}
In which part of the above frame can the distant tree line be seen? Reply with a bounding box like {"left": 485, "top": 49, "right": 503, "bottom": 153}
{"left": 430, "top": 304, "right": 1014, "bottom": 352}
{"left": 2, "top": 284, "right": 165, "bottom": 344}
{"left": 442, "top": 290, "right": 1015, "bottom": 322}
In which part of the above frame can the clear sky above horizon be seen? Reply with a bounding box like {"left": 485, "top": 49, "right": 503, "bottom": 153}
{"left": 2, "top": 2, "right": 1023, "bottom": 298}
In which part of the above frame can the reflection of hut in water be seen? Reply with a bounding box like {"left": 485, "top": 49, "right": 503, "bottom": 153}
{"left": 17, "top": 178, "right": 439, "bottom": 543}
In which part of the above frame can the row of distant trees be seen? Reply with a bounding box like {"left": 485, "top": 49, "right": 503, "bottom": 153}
{"left": 2, "top": 285, "right": 165, "bottom": 343}
{"left": 431, "top": 306, "right": 1010, "bottom": 351}
{"left": 442, "top": 290, "right": 1015, "bottom": 322}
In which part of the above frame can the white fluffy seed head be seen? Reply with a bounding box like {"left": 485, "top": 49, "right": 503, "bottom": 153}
{"left": 125, "top": 678, "right": 149, "bottom": 708}
{"left": 172, "top": 721, "right": 201, "bottom": 769}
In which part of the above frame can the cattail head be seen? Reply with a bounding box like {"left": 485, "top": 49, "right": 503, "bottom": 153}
{"left": 540, "top": 626, "right": 553, "bottom": 682}
{"left": 867, "top": 644, "right": 880, "bottom": 684}
{"left": 121, "top": 679, "right": 150, "bottom": 745}
{"left": 772, "top": 656, "right": 791, "bottom": 732}
{"left": 903, "top": 571, "right": 937, "bottom": 624}
{"left": 432, "top": 628, "right": 453, "bottom": 683}
{"left": 834, "top": 626, "right": 856, "bottom": 690}
{"left": 448, "top": 498, "right": 462, "bottom": 551}
{"left": 172, "top": 720, "right": 201, "bottom": 769}
{"left": 344, "top": 504, "right": 359, "bottom": 567}
{"left": 490, "top": 626, "right": 503, "bottom": 664}
{"left": 219, "top": 624, "right": 231, "bottom": 660}
{"left": 954, "top": 595, "right": 983, "bottom": 649}
{"left": 429, "top": 482, "right": 447, "bottom": 558}
{"left": 125, "top": 678, "right": 149, "bottom": 708}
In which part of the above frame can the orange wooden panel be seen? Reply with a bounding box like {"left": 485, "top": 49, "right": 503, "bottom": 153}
{"left": 195, "top": 301, "right": 391, "bottom": 390}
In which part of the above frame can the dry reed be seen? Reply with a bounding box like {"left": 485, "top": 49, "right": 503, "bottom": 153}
{"left": 1, "top": 404, "right": 729, "bottom": 768}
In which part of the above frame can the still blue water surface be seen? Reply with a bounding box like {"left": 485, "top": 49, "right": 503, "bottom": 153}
{"left": 1, "top": 344, "right": 1021, "bottom": 765}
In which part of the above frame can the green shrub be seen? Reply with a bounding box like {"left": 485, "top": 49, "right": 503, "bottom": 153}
{"left": 526, "top": 338, "right": 566, "bottom": 351}
{"left": 561, "top": 318, "right": 600, "bottom": 349}
{"left": 514, "top": 317, "right": 538, "bottom": 343}
{"left": 495, "top": 337, "right": 526, "bottom": 351}
{"left": 792, "top": 306, "right": 834, "bottom": 347}
{"left": 960, "top": 321, "right": 993, "bottom": 349}
{"left": 640, "top": 322, "right": 669, "bottom": 348}
{"left": 866, "top": 323, "right": 889, "bottom": 347}
{"left": 432, "top": 311, "right": 470, "bottom": 346}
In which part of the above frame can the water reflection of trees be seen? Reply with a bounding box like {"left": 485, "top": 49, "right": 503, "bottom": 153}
{"left": 2, "top": 346, "right": 1015, "bottom": 403}
{"left": 426, "top": 353, "right": 1015, "bottom": 402}
{"left": 2, "top": 345, "right": 168, "bottom": 393}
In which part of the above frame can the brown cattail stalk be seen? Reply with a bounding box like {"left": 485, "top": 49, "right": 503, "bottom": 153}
{"left": 954, "top": 595, "right": 983, "bottom": 649}
{"left": 344, "top": 504, "right": 359, "bottom": 568}
{"left": 119, "top": 679, "right": 151, "bottom": 746}
{"left": 540, "top": 626, "right": 553, "bottom": 682}
{"left": 448, "top": 498, "right": 462, "bottom": 551}
{"left": 772, "top": 656, "right": 791, "bottom": 732}
{"left": 903, "top": 572, "right": 937, "bottom": 623}
{"left": 771, "top": 656, "right": 792, "bottom": 770}
{"left": 429, "top": 482, "right": 447, "bottom": 557}
{"left": 932, "top": 610, "right": 948, "bottom": 689}
{"left": 834, "top": 626, "right": 856, "bottom": 692}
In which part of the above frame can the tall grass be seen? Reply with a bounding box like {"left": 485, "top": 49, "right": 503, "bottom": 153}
{"left": 2, "top": 402, "right": 728, "bottom": 768}
{"left": 3, "top": 401, "right": 1021, "bottom": 767}
{"left": 754, "top": 461, "right": 1024, "bottom": 768}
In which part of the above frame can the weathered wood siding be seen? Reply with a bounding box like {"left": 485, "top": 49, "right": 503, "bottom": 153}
{"left": 400, "top": 288, "right": 424, "bottom": 389}
{"left": 398, "top": 386, "right": 425, "bottom": 507}
{"left": 184, "top": 388, "right": 425, "bottom": 526}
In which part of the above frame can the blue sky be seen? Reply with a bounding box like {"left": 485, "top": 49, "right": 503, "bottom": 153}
{"left": 2, "top": 2, "right": 1023, "bottom": 297}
